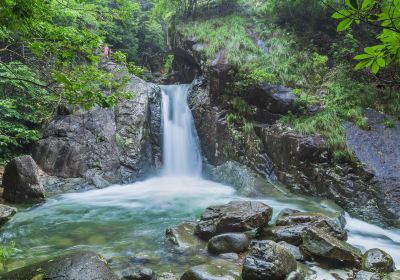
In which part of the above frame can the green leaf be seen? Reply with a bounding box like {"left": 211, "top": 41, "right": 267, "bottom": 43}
{"left": 371, "top": 62, "right": 380, "bottom": 73}
{"left": 354, "top": 59, "right": 371, "bottom": 70}
{"left": 346, "top": 0, "right": 359, "bottom": 9}
{"left": 332, "top": 10, "right": 353, "bottom": 19}
{"left": 337, "top": 18, "right": 354, "bottom": 31}
{"left": 354, "top": 54, "right": 373, "bottom": 60}
{"left": 361, "top": 0, "right": 374, "bottom": 10}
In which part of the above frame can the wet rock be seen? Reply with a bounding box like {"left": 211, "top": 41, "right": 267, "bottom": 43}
{"left": 354, "top": 270, "right": 381, "bottom": 280}
{"left": 385, "top": 271, "right": 400, "bottom": 279}
{"left": 158, "top": 272, "right": 179, "bottom": 280}
{"left": 195, "top": 201, "right": 272, "bottom": 240}
{"left": 278, "top": 241, "right": 306, "bottom": 262}
{"left": 166, "top": 221, "right": 206, "bottom": 249}
{"left": 0, "top": 204, "right": 17, "bottom": 227}
{"left": 180, "top": 259, "right": 241, "bottom": 280}
{"left": 258, "top": 224, "right": 309, "bottom": 246}
{"left": 1, "top": 252, "right": 118, "bottom": 280}
{"left": 300, "top": 226, "right": 362, "bottom": 266}
{"left": 120, "top": 267, "right": 156, "bottom": 280}
{"left": 275, "top": 209, "right": 300, "bottom": 221}
{"left": 285, "top": 271, "right": 304, "bottom": 280}
{"left": 2, "top": 155, "right": 45, "bottom": 203}
{"left": 361, "top": 248, "right": 394, "bottom": 273}
{"left": 242, "top": 240, "right": 297, "bottom": 280}
{"left": 207, "top": 233, "right": 250, "bottom": 254}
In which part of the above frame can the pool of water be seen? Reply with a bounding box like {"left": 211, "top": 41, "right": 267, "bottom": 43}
{"left": 1, "top": 176, "right": 400, "bottom": 277}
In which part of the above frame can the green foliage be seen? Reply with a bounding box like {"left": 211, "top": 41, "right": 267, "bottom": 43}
{"left": 163, "top": 54, "right": 175, "bottom": 74}
{"left": 383, "top": 118, "right": 395, "bottom": 128}
{"left": 0, "top": 241, "right": 15, "bottom": 272}
{"left": 332, "top": 0, "right": 400, "bottom": 73}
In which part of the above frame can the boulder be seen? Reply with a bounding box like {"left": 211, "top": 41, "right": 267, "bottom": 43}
{"left": 207, "top": 233, "right": 250, "bottom": 254}
{"left": 354, "top": 270, "right": 381, "bottom": 280}
{"left": 361, "top": 248, "right": 394, "bottom": 273}
{"left": 385, "top": 271, "right": 400, "bottom": 280}
{"left": 300, "top": 226, "right": 362, "bottom": 266}
{"left": 166, "top": 221, "right": 206, "bottom": 249}
{"left": 0, "top": 204, "right": 17, "bottom": 227}
{"left": 278, "top": 241, "right": 306, "bottom": 262}
{"left": 1, "top": 252, "right": 118, "bottom": 280}
{"left": 180, "top": 259, "right": 241, "bottom": 280}
{"left": 120, "top": 267, "right": 156, "bottom": 280}
{"left": 242, "top": 240, "right": 297, "bottom": 280}
{"left": 195, "top": 201, "right": 272, "bottom": 240}
{"left": 2, "top": 155, "right": 45, "bottom": 203}
{"left": 258, "top": 224, "right": 309, "bottom": 246}
{"left": 158, "top": 272, "right": 179, "bottom": 280}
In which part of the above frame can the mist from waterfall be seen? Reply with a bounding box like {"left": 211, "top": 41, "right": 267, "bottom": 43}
{"left": 161, "top": 84, "right": 202, "bottom": 177}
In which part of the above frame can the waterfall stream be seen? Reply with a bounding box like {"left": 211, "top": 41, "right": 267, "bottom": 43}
{"left": 0, "top": 85, "right": 399, "bottom": 279}
{"left": 161, "top": 85, "right": 202, "bottom": 177}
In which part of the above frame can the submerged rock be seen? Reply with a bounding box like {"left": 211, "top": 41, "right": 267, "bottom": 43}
{"left": 180, "top": 259, "right": 241, "bottom": 280}
{"left": 120, "top": 267, "right": 156, "bottom": 280}
{"left": 242, "top": 240, "right": 297, "bottom": 280}
{"left": 158, "top": 272, "right": 179, "bottom": 280}
{"left": 1, "top": 252, "right": 118, "bottom": 280}
{"left": 354, "top": 270, "right": 381, "bottom": 280}
{"left": 166, "top": 221, "right": 206, "bottom": 249}
{"left": 195, "top": 201, "right": 272, "bottom": 240}
{"left": 207, "top": 233, "right": 250, "bottom": 254}
{"left": 2, "top": 155, "right": 45, "bottom": 203}
{"left": 300, "top": 226, "right": 362, "bottom": 266}
{"left": 0, "top": 204, "right": 17, "bottom": 227}
{"left": 362, "top": 248, "right": 395, "bottom": 273}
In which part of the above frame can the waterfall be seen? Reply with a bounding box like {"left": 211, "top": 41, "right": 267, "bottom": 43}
{"left": 161, "top": 84, "right": 202, "bottom": 177}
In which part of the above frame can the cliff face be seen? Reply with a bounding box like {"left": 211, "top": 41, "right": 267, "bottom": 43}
{"left": 33, "top": 63, "right": 162, "bottom": 188}
{"left": 173, "top": 33, "right": 400, "bottom": 226}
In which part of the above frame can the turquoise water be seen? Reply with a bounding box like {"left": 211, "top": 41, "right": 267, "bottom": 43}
{"left": 1, "top": 176, "right": 400, "bottom": 278}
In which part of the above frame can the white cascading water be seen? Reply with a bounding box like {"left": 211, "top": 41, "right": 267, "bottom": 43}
{"left": 161, "top": 84, "right": 202, "bottom": 177}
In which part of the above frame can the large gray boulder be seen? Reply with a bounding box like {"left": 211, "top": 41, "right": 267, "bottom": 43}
{"left": 242, "top": 240, "right": 297, "bottom": 280}
{"left": 195, "top": 201, "right": 272, "bottom": 240}
{"left": 0, "top": 204, "right": 17, "bottom": 227}
{"left": 301, "top": 226, "right": 362, "bottom": 266}
{"left": 0, "top": 252, "right": 118, "bottom": 280}
{"left": 33, "top": 63, "right": 162, "bottom": 186}
{"left": 207, "top": 233, "right": 250, "bottom": 254}
{"left": 362, "top": 248, "right": 395, "bottom": 273}
{"left": 2, "top": 155, "right": 45, "bottom": 203}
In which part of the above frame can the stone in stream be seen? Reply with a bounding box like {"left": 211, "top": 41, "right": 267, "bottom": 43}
{"left": 300, "top": 226, "right": 362, "bottom": 266}
{"left": 354, "top": 270, "right": 381, "bottom": 280}
{"left": 258, "top": 224, "right": 309, "bottom": 246}
{"left": 207, "top": 233, "right": 250, "bottom": 254}
{"left": 195, "top": 201, "right": 272, "bottom": 240}
{"left": 180, "top": 259, "right": 241, "bottom": 280}
{"left": 1, "top": 252, "right": 118, "bottom": 280}
{"left": 278, "top": 241, "right": 306, "bottom": 262}
{"left": 361, "top": 248, "right": 395, "bottom": 273}
{"left": 242, "top": 240, "right": 297, "bottom": 280}
{"left": 158, "top": 272, "right": 179, "bottom": 280}
{"left": 2, "top": 155, "right": 45, "bottom": 203}
{"left": 285, "top": 271, "right": 304, "bottom": 280}
{"left": 386, "top": 271, "right": 400, "bottom": 280}
{"left": 120, "top": 267, "right": 156, "bottom": 280}
{"left": 0, "top": 204, "right": 17, "bottom": 227}
{"left": 166, "top": 221, "right": 206, "bottom": 249}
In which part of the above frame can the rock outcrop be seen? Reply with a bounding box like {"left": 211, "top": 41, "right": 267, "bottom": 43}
{"left": 2, "top": 155, "right": 45, "bottom": 203}
{"left": 195, "top": 201, "right": 272, "bottom": 240}
{"left": 1, "top": 252, "right": 118, "bottom": 280}
{"left": 32, "top": 63, "right": 162, "bottom": 188}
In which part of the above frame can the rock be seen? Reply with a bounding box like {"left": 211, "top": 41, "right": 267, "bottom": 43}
{"left": 180, "top": 259, "right": 241, "bottom": 280}
{"left": 207, "top": 233, "right": 250, "bottom": 254}
{"left": 0, "top": 204, "right": 17, "bottom": 227}
{"left": 242, "top": 240, "right": 297, "bottom": 280}
{"left": 120, "top": 267, "right": 156, "bottom": 280}
{"left": 385, "top": 271, "right": 400, "bottom": 280}
{"left": 276, "top": 209, "right": 300, "bottom": 221}
{"left": 2, "top": 155, "right": 45, "bottom": 203}
{"left": 278, "top": 241, "right": 306, "bottom": 262}
{"left": 166, "top": 221, "right": 206, "bottom": 249}
{"left": 362, "top": 248, "right": 394, "bottom": 273}
{"left": 354, "top": 270, "right": 381, "bottom": 280}
{"left": 244, "top": 84, "right": 299, "bottom": 115}
{"left": 1, "top": 252, "right": 118, "bottom": 280}
{"left": 285, "top": 271, "right": 304, "bottom": 280}
{"left": 195, "top": 201, "right": 272, "bottom": 240}
{"left": 258, "top": 224, "right": 309, "bottom": 246}
{"left": 300, "top": 226, "right": 362, "bottom": 266}
{"left": 158, "top": 272, "right": 179, "bottom": 280}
